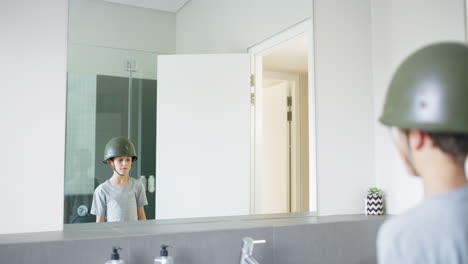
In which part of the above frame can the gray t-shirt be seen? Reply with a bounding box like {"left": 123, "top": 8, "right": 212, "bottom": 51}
{"left": 91, "top": 177, "right": 148, "bottom": 222}
{"left": 377, "top": 185, "right": 468, "bottom": 264}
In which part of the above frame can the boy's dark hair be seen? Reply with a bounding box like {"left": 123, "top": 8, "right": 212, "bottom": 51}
{"left": 427, "top": 132, "right": 468, "bottom": 164}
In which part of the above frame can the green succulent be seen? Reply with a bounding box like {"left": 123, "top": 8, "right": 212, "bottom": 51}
{"left": 368, "top": 187, "right": 383, "bottom": 196}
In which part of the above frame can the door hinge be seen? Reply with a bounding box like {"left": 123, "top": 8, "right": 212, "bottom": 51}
{"left": 287, "top": 110, "right": 292, "bottom": 121}
{"left": 287, "top": 96, "right": 292, "bottom": 107}
{"left": 250, "top": 74, "right": 255, "bottom": 87}
{"left": 250, "top": 93, "right": 255, "bottom": 106}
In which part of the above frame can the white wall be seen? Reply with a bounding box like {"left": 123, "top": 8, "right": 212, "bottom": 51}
{"left": 0, "top": 0, "right": 67, "bottom": 234}
{"left": 176, "top": 0, "right": 312, "bottom": 53}
{"left": 177, "top": 0, "right": 376, "bottom": 216}
{"left": 313, "top": 0, "right": 375, "bottom": 215}
{"left": 372, "top": 0, "right": 466, "bottom": 214}
{"left": 67, "top": 44, "right": 160, "bottom": 79}
{"left": 68, "top": 0, "right": 175, "bottom": 79}
{"left": 69, "top": 0, "right": 175, "bottom": 53}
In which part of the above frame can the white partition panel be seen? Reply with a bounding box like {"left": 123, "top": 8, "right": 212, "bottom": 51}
{"left": 156, "top": 54, "right": 251, "bottom": 219}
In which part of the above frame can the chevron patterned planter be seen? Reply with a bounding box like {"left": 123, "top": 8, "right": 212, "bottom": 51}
{"left": 366, "top": 194, "right": 384, "bottom": 215}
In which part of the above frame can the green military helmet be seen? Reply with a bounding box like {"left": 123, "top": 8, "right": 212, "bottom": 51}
{"left": 380, "top": 42, "right": 468, "bottom": 133}
{"left": 102, "top": 136, "right": 137, "bottom": 163}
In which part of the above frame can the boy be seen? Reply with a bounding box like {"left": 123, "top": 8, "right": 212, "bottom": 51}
{"left": 91, "top": 136, "right": 148, "bottom": 222}
{"left": 377, "top": 42, "right": 468, "bottom": 263}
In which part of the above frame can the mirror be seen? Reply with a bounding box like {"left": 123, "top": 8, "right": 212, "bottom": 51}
{"left": 64, "top": 0, "right": 314, "bottom": 224}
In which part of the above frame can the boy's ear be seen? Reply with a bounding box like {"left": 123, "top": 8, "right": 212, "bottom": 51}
{"left": 408, "top": 130, "right": 425, "bottom": 150}
{"left": 106, "top": 159, "right": 113, "bottom": 166}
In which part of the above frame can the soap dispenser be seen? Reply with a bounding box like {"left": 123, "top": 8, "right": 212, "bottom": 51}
{"left": 139, "top": 175, "right": 147, "bottom": 190}
{"left": 105, "top": 247, "right": 125, "bottom": 264}
{"left": 154, "top": 245, "right": 174, "bottom": 264}
{"left": 148, "top": 175, "right": 155, "bottom": 193}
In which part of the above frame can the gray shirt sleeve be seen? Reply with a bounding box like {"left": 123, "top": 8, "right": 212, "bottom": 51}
{"left": 136, "top": 180, "right": 148, "bottom": 207}
{"left": 90, "top": 185, "right": 107, "bottom": 217}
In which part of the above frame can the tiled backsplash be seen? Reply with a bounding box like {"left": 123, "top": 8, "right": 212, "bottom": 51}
{"left": 0, "top": 214, "right": 385, "bottom": 264}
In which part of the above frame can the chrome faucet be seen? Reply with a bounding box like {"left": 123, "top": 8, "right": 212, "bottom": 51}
{"left": 239, "top": 237, "right": 266, "bottom": 264}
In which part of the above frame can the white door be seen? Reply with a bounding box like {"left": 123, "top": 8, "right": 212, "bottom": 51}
{"left": 156, "top": 54, "right": 251, "bottom": 219}
{"left": 256, "top": 81, "right": 291, "bottom": 214}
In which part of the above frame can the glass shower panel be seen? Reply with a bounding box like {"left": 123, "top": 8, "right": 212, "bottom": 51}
{"left": 64, "top": 73, "right": 98, "bottom": 224}
{"left": 65, "top": 45, "right": 157, "bottom": 224}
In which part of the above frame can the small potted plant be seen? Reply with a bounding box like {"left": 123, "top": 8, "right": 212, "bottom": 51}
{"left": 366, "top": 187, "right": 384, "bottom": 215}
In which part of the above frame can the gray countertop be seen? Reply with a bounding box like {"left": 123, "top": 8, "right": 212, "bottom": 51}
{"left": 0, "top": 213, "right": 387, "bottom": 245}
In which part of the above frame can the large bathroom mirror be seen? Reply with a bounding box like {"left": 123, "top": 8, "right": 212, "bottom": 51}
{"left": 64, "top": 0, "right": 314, "bottom": 224}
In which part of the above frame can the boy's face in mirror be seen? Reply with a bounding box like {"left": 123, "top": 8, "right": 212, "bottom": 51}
{"left": 109, "top": 156, "right": 133, "bottom": 175}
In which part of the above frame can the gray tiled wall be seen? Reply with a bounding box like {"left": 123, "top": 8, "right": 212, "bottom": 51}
{"left": 0, "top": 215, "right": 385, "bottom": 264}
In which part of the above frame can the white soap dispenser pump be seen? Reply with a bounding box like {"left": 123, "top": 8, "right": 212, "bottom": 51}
{"left": 105, "top": 247, "right": 125, "bottom": 264}
{"left": 154, "top": 245, "right": 174, "bottom": 264}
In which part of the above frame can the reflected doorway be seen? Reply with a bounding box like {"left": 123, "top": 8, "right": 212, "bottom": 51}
{"left": 250, "top": 21, "right": 314, "bottom": 215}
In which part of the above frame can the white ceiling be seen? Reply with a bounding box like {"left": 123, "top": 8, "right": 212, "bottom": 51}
{"left": 263, "top": 79, "right": 286, "bottom": 87}
{"left": 263, "top": 34, "right": 308, "bottom": 74}
{"left": 104, "top": 0, "right": 191, "bottom": 13}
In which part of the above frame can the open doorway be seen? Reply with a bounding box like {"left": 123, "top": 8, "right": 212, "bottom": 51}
{"left": 249, "top": 19, "right": 315, "bottom": 215}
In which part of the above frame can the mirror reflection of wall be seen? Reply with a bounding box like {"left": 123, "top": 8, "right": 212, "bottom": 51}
{"left": 64, "top": 0, "right": 314, "bottom": 224}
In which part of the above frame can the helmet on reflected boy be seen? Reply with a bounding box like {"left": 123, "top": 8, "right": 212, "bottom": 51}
{"left": 103, "top": 136, "right": 137, "bottom": 163}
